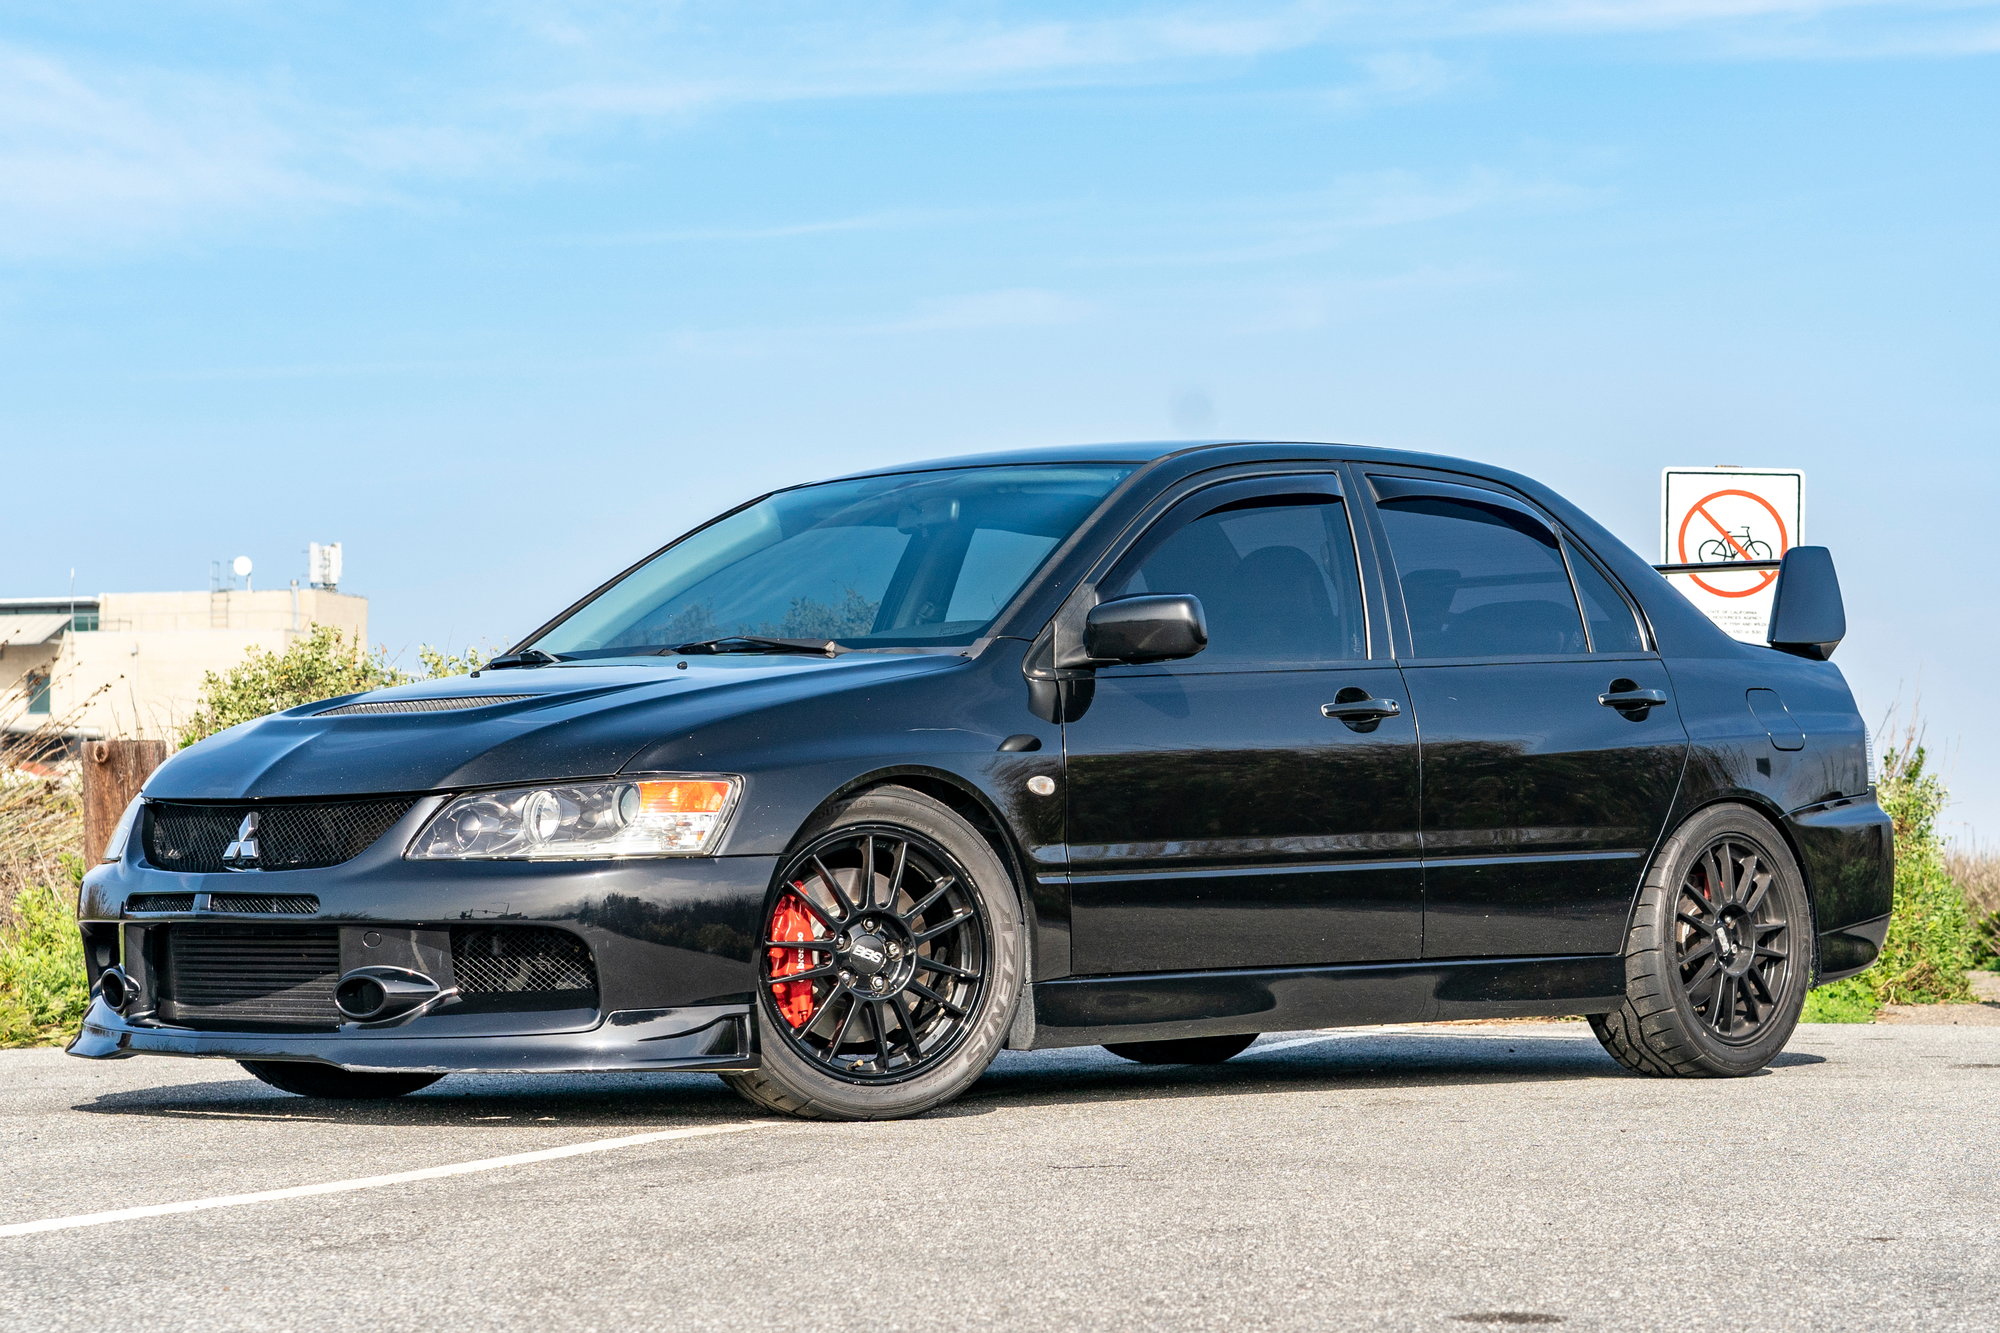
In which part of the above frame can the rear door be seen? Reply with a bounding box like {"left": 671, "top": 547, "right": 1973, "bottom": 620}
{"left": 1356, "top": 471, "right": 1690, "bottom": 959}
{"left": 1062, "top": 472, "right": 1423, "bottom": 973}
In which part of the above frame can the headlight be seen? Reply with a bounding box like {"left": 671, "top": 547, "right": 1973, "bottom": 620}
{"left": 407, "top": 777, "right": 739, "bottom": 860}
{"left": 102, "top": 797, "right": 143, "bottom": 863}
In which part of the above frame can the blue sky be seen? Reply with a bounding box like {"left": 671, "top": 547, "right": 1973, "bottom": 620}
{"left": 3, "top": 1, "right": 1997, "bottom": 837}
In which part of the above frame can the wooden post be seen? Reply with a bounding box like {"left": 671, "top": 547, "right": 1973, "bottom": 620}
{"left": 82, "top": 740, "right": 167, "bottom": 864}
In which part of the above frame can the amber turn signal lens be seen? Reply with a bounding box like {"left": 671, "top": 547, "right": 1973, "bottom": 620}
{"left": 637, "top": 779, "right": 733, "bottom": 814}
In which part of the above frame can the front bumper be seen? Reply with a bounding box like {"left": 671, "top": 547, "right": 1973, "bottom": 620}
{"left": 72, "top": 804, "right": 780, "bottom": 1074}
{"left": 68, "top": 1000, "right": 755, "bottom": 1073}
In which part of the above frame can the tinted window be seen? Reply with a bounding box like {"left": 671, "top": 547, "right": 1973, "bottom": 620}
{"left": 1103, "top": 493, "right": 1366, "bottom": 666}
{"left": 533, "top": 464, "right": 1130, "bottom": 653}
{"left": 1569, "top": 543, "right": 1646, "bottom": 653}
{"left": 1376, "top": 496, "right": 1586, "bottom": 658}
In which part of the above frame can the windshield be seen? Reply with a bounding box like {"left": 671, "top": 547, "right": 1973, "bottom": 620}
{"left": 531, "top": 464, "right": 1132, "bottom": 654}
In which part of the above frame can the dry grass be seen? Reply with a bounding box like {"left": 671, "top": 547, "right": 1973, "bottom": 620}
{"left": 1946, "top": 843, "right": 2000, "bottom": 967}
{"left": 0, "top": 712, "right": 85, "bottom": 931}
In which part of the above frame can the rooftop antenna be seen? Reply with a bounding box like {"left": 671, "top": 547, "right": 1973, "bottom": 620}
{"left": 232, "top": 555, "right": 254, "bottom": 594}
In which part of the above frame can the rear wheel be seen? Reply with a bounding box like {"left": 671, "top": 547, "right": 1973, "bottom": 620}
{"left": 1104, "top": 1034, "right": 1257, "bottom": 1065}
{"left": 1591, "top": 804, "right": 1811, "bottom": 1078}
{"left": 722, "top": 787, "right": 1024, "bottom": 1121}
{"left": 239, "top": 1061, "right": 444, "bottom": 1099}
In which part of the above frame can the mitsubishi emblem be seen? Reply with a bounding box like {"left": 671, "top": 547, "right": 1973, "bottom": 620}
{"left": 221, "top": 811, "right": 262, "bottom": 870}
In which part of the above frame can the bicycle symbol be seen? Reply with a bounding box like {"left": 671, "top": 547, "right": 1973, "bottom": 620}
{"left": 1695, "top": 527, "right": 1773, "bottom": 564}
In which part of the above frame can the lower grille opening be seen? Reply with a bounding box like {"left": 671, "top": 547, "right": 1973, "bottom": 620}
{"left": 450, "top": 926, "right": 598, "bottom": 1010}
{"left": 158, "top": 925, "right": 340, "bottom": 1030}
{"left": 208, "top": 893, "right": 319, "bottom": 915}
{"left": 128, "top": 894, "right": 196, "bottom": 914}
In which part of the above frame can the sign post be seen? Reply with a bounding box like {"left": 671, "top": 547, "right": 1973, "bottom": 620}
{"left": 1660, "top": 466, "right": 1804, "bottom": 643}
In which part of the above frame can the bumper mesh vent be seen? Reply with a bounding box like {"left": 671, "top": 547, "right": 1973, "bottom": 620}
{"left": 208, "top": 893, "right": 319, "bottom": 915}
{"left": 128, "top": 893, "right": 195, "bottom": 913}
{"left": 144, "top": 798, "right": 415, "bottom": 873}
{"left": 451, "top": 926, "right": 597, "bottom": 998}
{"left": 158, "top": 925, "right": 339, "bottom": 1029}
{"left": 316, "top": 695, "right": 534, "bottom": 716}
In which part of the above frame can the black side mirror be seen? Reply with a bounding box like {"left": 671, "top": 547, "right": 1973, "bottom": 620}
{"left": 1766, "top": 546, "right": 1845, "bottom": 661}
{"left": 1082, "top": 594, "right": 1208, "bottom": 665}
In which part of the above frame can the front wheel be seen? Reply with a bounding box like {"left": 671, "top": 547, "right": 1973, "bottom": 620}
{"left": 1590, "top": 804, "right": 1811, "bottom": 1078}
{"left": 722, "top": 787, "right": 1024, "bottom": 1121}
{"left": 240, "top": 1061, "right": 444, "bottom": 1099}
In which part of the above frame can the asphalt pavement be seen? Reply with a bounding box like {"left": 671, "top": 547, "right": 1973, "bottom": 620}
{"left": 2, "top": 1022, "right": 1995, "bottom": 1331}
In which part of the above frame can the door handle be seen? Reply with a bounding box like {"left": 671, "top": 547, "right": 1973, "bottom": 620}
{"left": 1321, "top": 697, "right": 1402, "bottom": 723}
{"left": 1599, "top": 687, "right": 1668, "bottom": 711}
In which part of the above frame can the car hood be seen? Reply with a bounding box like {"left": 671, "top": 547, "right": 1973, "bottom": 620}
{"left": 146, "top": 653, "right": 965, "bottom": 801}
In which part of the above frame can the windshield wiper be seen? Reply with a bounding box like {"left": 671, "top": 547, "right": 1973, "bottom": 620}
{"left": 483, "top": 648, "right": 564, "bottom": 670}
{"left": 669, "top": 635, "right": 843, "bottom": 658}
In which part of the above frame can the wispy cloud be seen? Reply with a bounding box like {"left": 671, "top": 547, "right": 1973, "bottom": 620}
{"left": 1319, "top": 50, "right": 1468, "bottom": 110}
{"left": 4, "top": 2, "right": 1995, "bottom": 258}
{"left": 565, "top": 206, "right": 1040, "bottom": 247}
{"left": 870, "top": 287, "right": 1095, "bottom": 333}
{"left": 661, "top": 287, "right": 1097, "bottom": 352}
{"left": 1091, "top": 168, "right": 1605, "bottom": 268}
{"left": 0, "top": 44, "right": 351, "bottom": 256}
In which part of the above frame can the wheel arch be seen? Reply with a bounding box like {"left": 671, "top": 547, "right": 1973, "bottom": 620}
{"left": 1631, "top": 792, "right": 1825, "bottom": 977}
{"left": 785, "top": 765, "right": 1037, "bottom": 925}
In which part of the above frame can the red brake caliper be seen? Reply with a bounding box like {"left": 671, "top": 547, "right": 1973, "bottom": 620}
{"left": 767, "top": 888, "right": 821, "bottom": 1029}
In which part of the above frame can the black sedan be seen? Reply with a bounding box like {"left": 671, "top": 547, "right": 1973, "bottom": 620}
{"left": 71, "top": 441, "right": 1892, "bottom": 1119}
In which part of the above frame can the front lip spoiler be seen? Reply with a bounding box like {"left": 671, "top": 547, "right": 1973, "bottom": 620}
{"left": 66, "top": 1001, "right": 757, "bottom": 1075}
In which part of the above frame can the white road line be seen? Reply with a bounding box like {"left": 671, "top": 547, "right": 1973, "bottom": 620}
{"left": 0, "top": 1120, "right": 772, "bottom": 1240}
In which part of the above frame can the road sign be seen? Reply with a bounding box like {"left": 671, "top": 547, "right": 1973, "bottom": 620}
{"left": 1661, "top": 466, "right": 1803, "bottom": 643}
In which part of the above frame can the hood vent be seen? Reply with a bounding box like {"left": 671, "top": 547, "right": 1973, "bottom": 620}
{"left": 317, "top": 695, "right": 534, "bottom": 716}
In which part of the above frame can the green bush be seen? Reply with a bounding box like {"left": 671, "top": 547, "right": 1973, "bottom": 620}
{"left": 1803, "top": 736, "right": 1977, "bottom": 1021}
{"left": 0, "top": 859, "right": 89, "bottom": 1048}
{"left": 1801, "top": 975, "right": 1878, "bottom": 1023}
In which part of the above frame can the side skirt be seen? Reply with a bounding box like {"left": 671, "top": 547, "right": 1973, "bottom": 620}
{"left": 1029, "top": 954, "right": 1625, "bottom": 1049}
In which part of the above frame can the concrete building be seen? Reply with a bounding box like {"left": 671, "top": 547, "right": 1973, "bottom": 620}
{"left": 0, "top": 588, "right": 367, "bottom": 745}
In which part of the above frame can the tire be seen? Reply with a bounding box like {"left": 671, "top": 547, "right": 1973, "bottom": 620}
{"left": 239, "top": 1061, "right": 445, "bottom": 1099}
{"left": 1591, "top": 803, "right": 1812, "bottom": 1078}
{"left": 1104, "top": 1034, "right": 1257, "bottom": 1065}
{"left": 722, "top": 786, "right": 1025, "bottom": 1121}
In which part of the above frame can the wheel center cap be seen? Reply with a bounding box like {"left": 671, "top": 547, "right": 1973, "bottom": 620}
{"left": 844, "top": 933, "right": 889, "bottom": 976}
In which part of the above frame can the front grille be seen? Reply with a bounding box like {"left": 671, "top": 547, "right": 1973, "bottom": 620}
{"left": 451, "top": 926, "right": 597, "bottom": 998}
{"left": 157, "top": 925, "right": 340, "bottom": 1028}
{"left": 208, "top": 893, "right": 319, "bottom": 915}
{"left": 128, "top": 893, "right": 195, "bottom": 913}
{"left": 316, "top": 695, "right": 533, "bottom": 716}
{"left": 143, "top": 798, "right": 416, "bottom": 873}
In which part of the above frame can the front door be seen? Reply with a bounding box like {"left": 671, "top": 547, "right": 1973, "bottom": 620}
{"left": 1063, "top": 474, "right": 1424, "bottom": 974}
{"left": 1361, "top": 472, "right": 1691, "bottom": 959}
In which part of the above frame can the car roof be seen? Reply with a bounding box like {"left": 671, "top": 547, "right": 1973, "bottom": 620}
{"left": 831, "top": 439, "right": 1508, "bottom": 481}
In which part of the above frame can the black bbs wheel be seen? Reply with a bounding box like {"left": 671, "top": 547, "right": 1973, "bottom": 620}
{"left": 723, "top": 787, "right": 1023, "bottom": 1120}
{"left": 239, "top": 1061, "right": 444, "bottom": 1099}
{"left": 1104, "top": 1033, "right": 1257, "bottom": 1065}
{"left": 1591, "top": 803, "right": 1811, "bottom": 1078}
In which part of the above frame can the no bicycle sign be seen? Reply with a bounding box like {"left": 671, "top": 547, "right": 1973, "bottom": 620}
{"left": 1661, "top": 466, "right": 1804, "bottom": 644}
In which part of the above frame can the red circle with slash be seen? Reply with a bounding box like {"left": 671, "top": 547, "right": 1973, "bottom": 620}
{"left": 1676, "top": 489, "right": 1788, "bottom": 598}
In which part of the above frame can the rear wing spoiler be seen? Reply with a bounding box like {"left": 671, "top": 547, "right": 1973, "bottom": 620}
{"left": 1653, "top": 545, "right": 1846, "bottom": 660}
